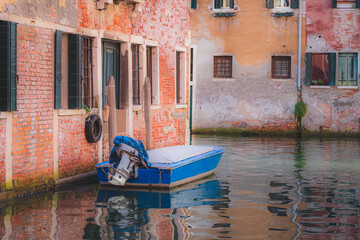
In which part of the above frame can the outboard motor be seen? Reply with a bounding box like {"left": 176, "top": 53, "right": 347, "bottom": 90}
{"left": 108, "top": 143, "right": 142, "bottom": 186}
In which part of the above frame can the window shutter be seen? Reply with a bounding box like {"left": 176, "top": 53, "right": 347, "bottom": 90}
{"left": 0, "top": 21, "right": 7, "bottom": 111}
{"left": 230, "top": 0, "right": 234, "bottom": 8}
{"left": 332, "top": 0, "right": 337, "bottom": 8}
{"left": 357, "top": 0, "right": 360, "bottom": 8}
{"left": 305, "top": 53, "right": 312, "bottom": 86}
{"left": 290, "top": 0, "right": 299, "bottom": 9}
{"left": 329, "top": 53, "right": 336, "bottom": 86}
{"left": 191, "top": 0, "right": 197, "bottom": 9}
{"left": 0, "top": 21, "right": 17, "bottom": 112}
{"left": 68, "top": 34, "right": 82, "bottom": 109}
{"left": 266, "top": 0, "right": 274, "bottom": 8}
{"left": 54, "top": 30, "right": 62, "bottom": 109}
{"left": 214, "top": 0, "right": 222, "bottom": 9}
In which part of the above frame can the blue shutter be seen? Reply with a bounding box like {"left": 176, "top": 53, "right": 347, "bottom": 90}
{"left": 357, "top": 0, "right": 360, "bottom": 8}
{"left": 329, "top": 53, "right": 336, "bottom": 86}
{"left": 291, "top": 0, "right": 299, "bottom": 8}
{"left": 0, "top": 20, "right": 17, "bottom": 111}
{"left": 332, "top": 0, "right": 337, "bottom": 8}
{"left": 191, "top": 0, "right": 197, "bottom": 9}
{"left": 305, "top": 53, "right": 312, "bottom": 86}
{"left": 266, "top": 0, "right": 274, "bottom": 8}
{"left": 355, "top": 54, "right": 358, "bottom": 85}
{"left": 214, "top": 0, "right": 222, "bottom": 9}
{"left": 54, "top": 30, "right": 62, "bottom": 109}
{"left": 68, "top": 34, "right": 82, "bottom": 109}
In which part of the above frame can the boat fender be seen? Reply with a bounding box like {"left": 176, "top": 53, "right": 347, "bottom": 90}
{"left": 85, "top": 114, "right": 102, "bottom": 143}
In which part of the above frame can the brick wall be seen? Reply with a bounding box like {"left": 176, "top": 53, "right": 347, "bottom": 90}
{"left": 13, "top": 25, "right": 54, "bottom": 188}
{"left": 58, "top": 115, "right": 98, "bottom": 178}
{"left": 0, "top": 119, "right": 5, "bottom": 191}
{"left": 79, "top": 0, "right": 190, "bottom": 148}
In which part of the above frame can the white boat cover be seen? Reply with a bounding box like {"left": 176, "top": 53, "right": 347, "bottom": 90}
{"left": 147, "top": 145, "right": 214, "bottom": 165}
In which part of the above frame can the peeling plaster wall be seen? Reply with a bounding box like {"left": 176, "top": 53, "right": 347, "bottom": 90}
{"left": 191, "top": 0, "right": 303, "bottom": 130}
{"left": 303, "top": 0, "right": 360, "bottom": 132}
{"left": 1, "top": 0, "right": 78, "bottom": 27}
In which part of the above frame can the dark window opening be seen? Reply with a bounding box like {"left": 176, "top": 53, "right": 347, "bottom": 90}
{"left": 132, "top": 44, "right": 140, "bottom": 105}
{"left": 271, "top": 56, "right": 291, "bottom": 79}
{"left": 176, "top": 51, "right": 181, "bottom": 104}
{"left": 214, "top": 56, "right": 232, "bottom": 78}
{"left": 311, "top": 53, "right": 330, "bottom": 86}
{"left": 190, "top": 48, "right": 194, "bottom": 82}
{"left": 82, "top": 37, "right": 93, "bottom": 108}
{"left": 146, "top": 46, "right": 153, "bottom": 104}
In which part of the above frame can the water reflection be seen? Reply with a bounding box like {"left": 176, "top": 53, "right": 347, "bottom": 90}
{"left": 0, "top": 136, "right": 360, "bottom": 239}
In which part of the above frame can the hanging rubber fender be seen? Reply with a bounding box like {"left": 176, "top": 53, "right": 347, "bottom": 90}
{"left": 85, "top": 114, "right": 102, "bottom": 143}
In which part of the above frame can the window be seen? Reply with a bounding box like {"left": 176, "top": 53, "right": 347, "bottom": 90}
{"left": 0, "top": 20, "right": 17, "bottom": 112}
{"left": 305, "top": 53, "right": 336, "bottom": 86}
{"left": 333, "top": 0, "right": 360, "bottom": 9}
{"left": 175, "top": 50, "right": 186, "bottom": 105}
{"left": 54, "top": 31, "right": 85, "bottom": 109}
{"left": 214, "top": 56, "right": 232, "bottom": 78}
{"left": 272, "top": 56, "right": 291, "bottom": 79}
{"left": 191, "top": 0, "right": 197, "bottom": 9}
{"left": 146, "top": 46, "right": 153, "bottom": 104}
{"left": 338, "top": 53, "right": 358, "bottom": 86}
{"left": 214, "top": 0, "right": 234, "bottom": 9}
{"left": 266, "top": 0, "right": 298, "bottom": 9}
{"left": 274, "top": 0, "right": 290, "bottom": 8}
{"left": 82, "top": 37, "right": 94, "bottom": 108}
{"left": 132, "top": 44, "right": 140, "bottom": 105}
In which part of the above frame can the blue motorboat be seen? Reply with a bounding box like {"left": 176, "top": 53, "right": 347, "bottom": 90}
{"left": 96, "top": 136, "right": 225, "bottom": 189}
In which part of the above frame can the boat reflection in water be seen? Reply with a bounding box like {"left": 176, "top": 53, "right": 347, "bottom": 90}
{"left": 93, "top": 175, "right": 228, "bottom": 239}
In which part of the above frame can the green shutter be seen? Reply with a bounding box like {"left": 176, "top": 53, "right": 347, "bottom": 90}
{"left": 214, "top": 0, "right": 222, "bottom": 9}
{"left": 291, "top": 0, "right": 299, "bottom": 8}
{"left": 332, "top": 0, "right": 337, "bottom": 8}
{"left": 305, "top": 53, "right": 312, "bottom": 86}
{"left": 357, "top": 0, "right": 360, "bottom": 8}
{"left": 191, "top": 0, "right": 197, "bottom": 9}
{"left": 68, "top": 34, "right": 82, "bottom": 109}
{"left": 54, "top": 30, "right": 62, "bottom": 109}
{"left": 0, "top": 20, "right": 17, "bottom": 112}
{"left": 266, "top": 0, "right": 274, "bottom": 8}
{"left": 0, "top": 21, "right": 7, "bottom": 111}
{"left": 329, "top": 53, "right": 336, "bottom": 86}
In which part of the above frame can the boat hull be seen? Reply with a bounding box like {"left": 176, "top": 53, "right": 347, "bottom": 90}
{"left": 96, "top": 146, "right": 224, "bottom": 189}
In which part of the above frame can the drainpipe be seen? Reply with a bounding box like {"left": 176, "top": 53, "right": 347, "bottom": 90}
{"left": 297, "top": 0, "right": 302, "bottom": 92}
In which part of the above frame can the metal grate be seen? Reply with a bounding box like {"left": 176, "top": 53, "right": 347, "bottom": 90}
{"left": 132, "top": 44, "right": 140, "bottom": 105}
{"left": 82, "top": 37, "right": 93, "bottom": 108}
{"left": 214, "top": 56, "right": 232, "bottom": 78}
{"left": 272, "top": 56, "right": 291, "bottom": 79}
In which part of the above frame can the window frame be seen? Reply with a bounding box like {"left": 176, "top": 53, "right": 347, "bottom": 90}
{"left": 213, "top": 0, "right": 235, "bottom": 10}
{"left": 337, "top": 53, "right": 358, "bottom": 87}
{"left": 271, "top": 56, "right": 291, "bottom": 79}
{"left": 213, "top": 55, "right": 233, "bottom": 79}
{"left": 131, "top": 44, "right": 141, "bottom": 106}
{"left": 333, "top": 0, "right": 360, "bottom": 9}
{"left": 175, "top": 48, "right": 186, "bottom": 106}
{"left": 305, "top": 52, "right": 336, "bottom": 87}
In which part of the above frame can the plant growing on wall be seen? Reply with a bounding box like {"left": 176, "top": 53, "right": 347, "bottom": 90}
{"left": 295, "top": 100, "right": 307, "bottom": 131}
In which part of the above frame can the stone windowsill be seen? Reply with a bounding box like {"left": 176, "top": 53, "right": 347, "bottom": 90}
{"left": 272, "top": 7, "right": 294, "bottom": 17}
{"left": 211, "top": 7, "right": 237, "bottom": 17}
{"left": 309, "top": 85, "right": 331, "bottom": 89}
{"left": 212, "top": 77, "right": 235, "bottom": 82}
{"left": 133, "top": 105, "right": 142, "bottom": 112}
{"left": 272, "top": 78, "right": 293, "bottom": 82}
{"left": 151, "top": 105, "right": 161, "bottom": 110}
{"left": 57, "top": 109, "right": 87, "bottom": 116}
{"left": 337, "top": 86, "right": 358, "bottom": 89}
{"left": 175, "top": 104, "right": 188, "bottom": 109}
{"left": 0, "top": 112, "right": 6, "bottom": 119}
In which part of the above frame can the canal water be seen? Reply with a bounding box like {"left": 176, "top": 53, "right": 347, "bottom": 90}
{"left": 0, "top": 135, "right": 360, "bottom": 239}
